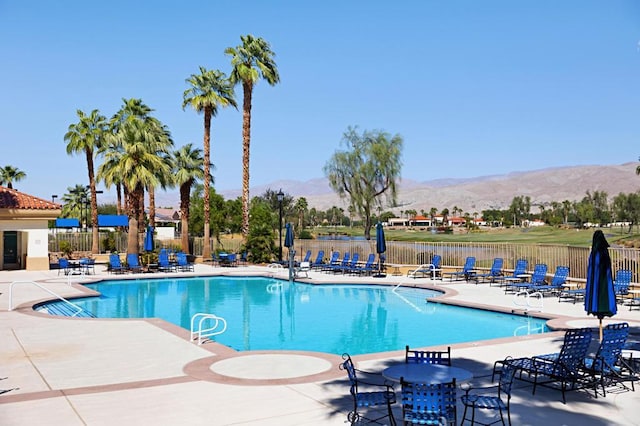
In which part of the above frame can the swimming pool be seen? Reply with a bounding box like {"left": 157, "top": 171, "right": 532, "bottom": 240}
{"left": 39, "top": 276, "right": 548, "bottom": 355}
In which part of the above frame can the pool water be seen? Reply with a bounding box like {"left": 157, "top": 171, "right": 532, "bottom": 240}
{"left": 41, "top": 276, "right": 548, "bottom": 355}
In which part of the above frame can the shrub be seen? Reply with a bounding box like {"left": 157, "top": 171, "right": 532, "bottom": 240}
{"left": 59, "top": 241, "right": 73, "bottom": 258}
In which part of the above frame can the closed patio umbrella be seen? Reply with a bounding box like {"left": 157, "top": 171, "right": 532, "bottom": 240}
{"left": 584, "top": 230, "right": 617, "bottom": 341}
{"left": 144, "top": 225, "right": 154, "bottom": 252}
{"left": 375, "top": 222, "right": 386, "bottom": 277}
{"left": 285, "top": 223, "right": 295, "bottom": 281}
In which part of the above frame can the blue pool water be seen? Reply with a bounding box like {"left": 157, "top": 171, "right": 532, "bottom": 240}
{"left": 40, "top": 276, "right": 548, "bottom": 355}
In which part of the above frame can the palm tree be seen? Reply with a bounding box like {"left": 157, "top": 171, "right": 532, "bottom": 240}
{"left": 103, "top": 118, "right": 172, "bottom": 254}
{"left": 172, "top": 144, "right": 205, "bottom": 253}
{"left": 61, "top": 184, "right": 89, "bottom": 220}
{"left": 64, "top": 109, "right": 108, "bottom": 254}
{"left": 295, "top": 197, "right": 308, "bottom": 232}
{"left": 226, "top": 34, "right": 280, "bottom": 238}
{"left": 183, "top": 66, "right": 236, "bottom": 259}
{"left": 0, "top": 165, "right": 26, "bottom": 189}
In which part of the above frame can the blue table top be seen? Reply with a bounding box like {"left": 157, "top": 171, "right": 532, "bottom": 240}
{"left": 382, "top": 363, "right": 473, "bottom": 384}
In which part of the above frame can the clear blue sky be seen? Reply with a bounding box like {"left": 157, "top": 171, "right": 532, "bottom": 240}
{"left": 1, "top": 0, "right": 638, "bottom": 203}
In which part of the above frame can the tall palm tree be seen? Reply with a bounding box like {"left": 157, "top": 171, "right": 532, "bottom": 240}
{"left": 61, "top": 184, "right": 89, "bottom": 220}
{"left": 172, "top": 144, "right": 205, "bottom": 253}
{"left": 183, "top": 66, "right": 236, "bottom": 259}
{"left": 64, "top": 109, "right": 108, "bottom": 254}
{"left": 103, "top": 118, "right": 172, "bottom": 254}
{"left": 226, "top": 34, "right": 280, "bottom": 238}
{"left": 0, "top": 165, "right": 26, "bottom": 189}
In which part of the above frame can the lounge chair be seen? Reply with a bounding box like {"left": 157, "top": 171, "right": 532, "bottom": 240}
{"left": 405, "top": 345, "right": 451, "bottom": 366}
{"left": 582, "top": 322, "right": 636, "bottom": 397}
{"left": 494, "top": 259, "right": 528, "bottom": 288}
{"left": 349, "top": 253, "right": 376, "bottom": 275}
{"left": 324, "top": 252, "right": 349, "bottom": 273}
{"left": 470, "top": 258, "right": 504, "bottom": 284}
{"left": 108, "top": 254, "right": 127, "bottom": 274}
{"left": 407, "top": 254, "right": 442, "bottom": 279}
{"left": 310, "top": 250, "right": 325, "bottom": 270}
{"left": 614, "top": 269, "right": 632, "bottom": 303}
{"left": 504, "top": 263, "right": 548, "bottom": 294}
{"left": 504, "top": 327, "right": 593, "bottom": 403}
{"left": 158, "top": 250, "right": 175, "bottom": 272}
{"left": 319, "top": 251, "right": 339, "bottom": 272}
{"left": 336, "top": 253, "right": 359, "bottom": 274}
{"left": 126, "top": 253, "right": 144, "bottom": 273}
{"left": 443, "top": 256, "right": 475, "bottom": 282}
{"left": 340, "top": 353, "right": 396, "bottom": 426}
{"left": 400, "top": 378, "right": 457, "bottom": 426}
{"left": 461, "top": 360, "right": 516, "bottom": 426}
{"left": 176, "top": 252, "right": 194, "bottom": 272}
{"left": 530, "top": 265, "right": 570, "bottom": 296}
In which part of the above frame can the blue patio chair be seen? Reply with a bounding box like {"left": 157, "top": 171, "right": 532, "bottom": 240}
{"left": 613, "top": 269, "right": 632, "bottom": 303}
{"left": 349, "top": 253, "right": 376, "bottom": 275}
{"left": 407, "top": 254, "right": 442, "bottom": 279}
{"left": 504, "top": 263, "right": 548, "bottom": 294}
{"left": 493, "top": 259, "right": 528, "bottom": 287}
{"left": 340, "top": 353, "right": 397, "bottom": 426}
{"left": 405, "top": 345, "right": 452, "bottom": 366}
{"left": 310, "top": 250, "right": 325, "bottom": 270}
{"left": 461, "top": 361, "right": 516, "bottom": 426}
{"left": 158, "top": 250, "right": 175, "bottom": 272}
{"left": 108, "top": 254, "right": 127, "bottom": 274}
{"left": 582, "top": 322, "right": 635, "bottom": 397}
{"left": 324, "top": 252, "right": 348, "bottom": 273}
{"left": 443, "top": 256, "right": 476, "bottom": 282}
{"left": 470, "top": 258, "right": 504, "bottom": 284}
{"left": 531, "top": 265, "right": 570, "bottom": 296}
{"left": 400, "top": 377, "right": 457, "bottom": 426}
{"left": 126, "top": 253, "right": 144, "bottom": 273}
{"left": 336, "top": 252, "right": 359, "bottom": 274}
{"left": 57, "top": 258, "right": 73, "bottom": 275}
{"left": 176, "top": 252, "right": 194, "bottom": 272}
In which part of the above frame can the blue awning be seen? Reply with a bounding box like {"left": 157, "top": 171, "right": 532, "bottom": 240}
{"left": 97, "top": 215, "right": 129, "bottom": 227}
{"left": 55, "top": 218, "right": 80, "bottom": 228}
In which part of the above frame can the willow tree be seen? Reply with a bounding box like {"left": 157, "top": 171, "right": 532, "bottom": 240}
{"left": 183, "top": 67, "right": 236, "bottom": 259}
{"left": 324, "top": 127, "right": 403, "bottom": 239}
{"left": 225, "top": 34, "right": 280, "bottom": 238}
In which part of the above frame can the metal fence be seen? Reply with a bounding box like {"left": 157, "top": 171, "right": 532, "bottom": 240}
{"left": 48, "top": 233, "right": 639, "bottom": 281}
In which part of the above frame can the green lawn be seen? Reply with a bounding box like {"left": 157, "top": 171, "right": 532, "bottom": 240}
{"left": 314, "top": 226, "right": 639, "bottom": 247}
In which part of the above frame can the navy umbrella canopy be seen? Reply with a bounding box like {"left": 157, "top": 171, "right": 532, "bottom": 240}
{"left": 375, "top": 222, "right": 386, "bottom": 277}
{"left": 584, "top": 230, "right": 617, "bottom": 341}
{"left": 284, "top": 223, "right": 294, "bottom": 249}
{"left": 144, "top": 225, "right": 154, "bottom": 252}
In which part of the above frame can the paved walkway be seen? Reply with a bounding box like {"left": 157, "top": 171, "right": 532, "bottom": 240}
{"left": 1, "top": 265, "right": 639, "bottom": 425}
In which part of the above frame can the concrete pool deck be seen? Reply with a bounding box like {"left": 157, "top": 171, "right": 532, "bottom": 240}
{"left": 1, "top": 264, "right": 639, "bottom": 425}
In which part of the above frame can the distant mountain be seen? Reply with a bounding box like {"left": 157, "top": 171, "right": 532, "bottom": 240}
{"left": 154, "top": 163, "right": 639, "bottom": 214}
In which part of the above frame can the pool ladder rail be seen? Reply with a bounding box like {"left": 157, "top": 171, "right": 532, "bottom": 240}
{"left": 512, "top": 290, "right": 544, "bottom": 313}
{"left": 9, "top": 280, "right": 93, "bottom": 317}
{"left": 190, "top": 313, "right": 228, "bottom": 345}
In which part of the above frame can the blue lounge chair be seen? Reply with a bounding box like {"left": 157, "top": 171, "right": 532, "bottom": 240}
{"left": 310, "top": 250, "right": 325, "bottom": 270}
{"left": 407, "top": 254, "right": 442, "bottom": 279}
{"left": 400, "top": 378, "right": 456, "bottom": 426}
{"left": 126, "top": 253, "right": 143, "bottom": 273}
{"left": 349, "top": 253, "right": 376, "bottom": 275}
{"left": 340, "top": 353, "right": 396, "bottom": 426}
{"left": 336, "top": 253, "right": 359, "bottom": 274}
{"left": 470, "top": 258, "right": 504, "bottom": 284}
{"left": 108, "top": 254, "right": 127, "bottom": 274}
{"left": 505, "top": 263, "right": 548, "bottom": 294}
{"left": 614, "top": 269, "right": 632, "bottom": 303}
{"left": 323, "top": 251, "right": 347, "bottom": 273}
{"left": 443, "top": 256, "right": 476, "bottom": 282}
{"left": 494, "top": 259, "right": 528, "bottom": 287}
{"left": 531, "top": 265, "right": 570, "bottom": 296}
{"left": 176, "top": 252, "right": 194, "bottom": 272}
{"left": 158, "top": 250, "right": 175, "bottom": 272}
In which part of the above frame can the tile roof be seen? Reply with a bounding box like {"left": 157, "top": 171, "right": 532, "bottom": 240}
{"left": 0, "top": 186, "right": 61, "bottom": 210}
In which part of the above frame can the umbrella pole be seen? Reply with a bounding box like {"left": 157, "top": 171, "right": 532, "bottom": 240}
{"left": 599, "top": 318, "right": 603, "bottom": 342}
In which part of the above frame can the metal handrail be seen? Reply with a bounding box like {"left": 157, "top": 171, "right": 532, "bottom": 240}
{"left": 190, "top": 313, "right": 227, "bottom": 345}
{"left": 9, "top": 280, "right": 85, "bottom": 316}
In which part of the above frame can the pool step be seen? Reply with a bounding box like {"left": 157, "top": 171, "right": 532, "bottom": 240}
{"left": 37, "top": 302, "right": 96, "bottom": 318}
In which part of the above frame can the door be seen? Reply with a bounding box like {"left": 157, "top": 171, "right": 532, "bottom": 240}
{"left": 3, "top": 231, "right": 18, "bottom": 266}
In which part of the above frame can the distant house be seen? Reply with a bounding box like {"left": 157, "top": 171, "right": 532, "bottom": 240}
{"left": 153, "top": 208, "right": 180, "bottom": 240}
{"left": 0, "top": 186, "right": 61, "bottom": 270}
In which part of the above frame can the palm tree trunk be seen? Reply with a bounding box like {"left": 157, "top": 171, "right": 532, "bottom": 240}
{"left": 116, "top": 183, "right": 122, "bottom": 216}
{"left": 127, "top": 187, "right": 142, "bottom": 254}
{"left": 148, "top": 186, "right": 156, "bottom": 231}
{"left": 180, "top": 183, "right": 191, "bottom": 253}
{"left": 202, "top": 108, "right": 212, "bottom": 259}
{"left": 85, "top": 150, "right": 100, "bottom": 254}
{"left": 241, "top": 82, "right": 253, "bottom": 239}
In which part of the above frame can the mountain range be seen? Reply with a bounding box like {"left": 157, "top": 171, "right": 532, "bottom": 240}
{"left": 154, "top": 162, "right": 639, "bottom": 214}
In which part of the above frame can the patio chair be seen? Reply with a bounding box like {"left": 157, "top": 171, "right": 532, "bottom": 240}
{"left": 582, "top": 322, "right": 636, "bottom": 397}
{"left": 405, "top": 345, "right": 452, "bottom": 366}
{"left": 294, "top": 261, "right": 311, "bottom": 278}
{"left": 400, "top": 377, "right": 457, "bottom": 426}
{"left": 78, "top": 257, "right": 95, "bottom": 275}
{"left": 407, "top": 254, "right": 442, "bottom": 279}
{"left": 108, "top": 254, "right": 127, "bottom": 274}
{"left": 324, "top": 252, "right": 349, "bottom": 273}
{"left": 493, "top": 259, "right": 528, "bottom": 288}
{"left": 158, "top": 250, "right": 175, "bottom": 272}
{"left": 349, "top": 253, "right": 376, "bottom": 275}
{"left": 320, "top": 251, "right": 339, "bottom": 272}
{"left": 470, "top": 258, "right": 504, "bottom": 284}
{"left": 530, "top": 265, "right": 570, "bottom": 296}
{"left": 504, "top": 263, "right": 548, "bottom": 294}
{"left": 443, "top": 256, "right": 476, "bottom": 282}
{"left": 613, "top": 269, "right": 632, "bottom": 303}
{"left": 310, "top": 250, "right": 325, "bottom": 270}
{"left": 514, "top": 327, "right": 593, "bottom": 403}
{"left": 340, "top": 353, "right": 397, "bottom": 426}
{"left": 176, "top": 252, "right": 194, "bottom": 272}
{"left": 336, "top": 252, "right": 359, "bottom": 274}
{"left": 57, "top": 258, "right": 75, "bottom": 275}
{"left": 461, "top": 361, "right": 516, "bottom": 426}
{"left": 126, "top": 253, "right": 144, "bottom": 273}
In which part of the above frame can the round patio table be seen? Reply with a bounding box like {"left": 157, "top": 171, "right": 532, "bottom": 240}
{"left": 382, "top": 363, "right": 473, "bottom": 384}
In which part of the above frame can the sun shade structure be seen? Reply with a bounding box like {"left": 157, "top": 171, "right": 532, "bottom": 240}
{"left": 97, "top": 215, "right": 128, "bottom": 227}
{"left": 284, "top": 223, "right": 295, "bottom": 281}
{"left": 55, "top": 218, "right": 80, "bottom": 228}
{"left": 144, "top": 225, "right": 154, "bottom": 252}
{"left": 374, "top": 222, "right": 387, "bottom": 278}
{"left": 584, "top": 230, "right": 617, "bottom": 341}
